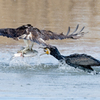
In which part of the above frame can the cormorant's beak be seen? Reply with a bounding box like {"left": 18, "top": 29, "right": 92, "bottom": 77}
{"left": 40, "top": 48, "right": 50, "bottom": 56}
{"left": 45, "top": 48, "right": 50, "bottom": 54}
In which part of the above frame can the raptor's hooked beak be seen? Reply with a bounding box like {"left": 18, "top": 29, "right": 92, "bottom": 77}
{"left": 40, "top": 48, "right": 50, "bottom": 56}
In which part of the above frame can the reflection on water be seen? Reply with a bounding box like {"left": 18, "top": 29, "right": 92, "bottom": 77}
{"left": 0, "top": 0, "right": 100, "bottom": 99}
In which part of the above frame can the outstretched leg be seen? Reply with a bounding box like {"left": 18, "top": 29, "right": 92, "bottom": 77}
{"left": 17, "top": 40, "right": 30, "bottom": 53}
{"left": 17, "top": 40, "right": 38, "bottom": 55}
{"left": 30, "top": 42, "right": 34, "bottom": 50}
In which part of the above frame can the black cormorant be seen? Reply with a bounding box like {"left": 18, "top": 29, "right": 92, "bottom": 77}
{"left": 43, "top": 46, "right": 100, "bottom": 73}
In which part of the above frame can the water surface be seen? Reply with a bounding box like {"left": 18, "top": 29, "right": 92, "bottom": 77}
{"left": 0, "top": 0, "right": 100, "bottom": 99}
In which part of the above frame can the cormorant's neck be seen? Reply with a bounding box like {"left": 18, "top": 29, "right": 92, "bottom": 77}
{"left": 51, "top": 53, "right": 65, "bottom": 61}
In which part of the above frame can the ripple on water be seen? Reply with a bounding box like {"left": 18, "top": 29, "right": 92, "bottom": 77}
{"left": 0, "top": 50, "right": 99, "bottom": 75}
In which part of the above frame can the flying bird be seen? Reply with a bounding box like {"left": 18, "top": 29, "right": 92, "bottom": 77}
{"left": 0, "top": 24, "right": 87, "bottom": 54}
{"left": 43, "top": 46, "right": 100, "bottom": 73}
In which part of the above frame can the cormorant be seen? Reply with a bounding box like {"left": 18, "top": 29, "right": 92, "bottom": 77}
{"left": 0, "top": 24, "right": 87, "bottom": 54}
{"left": 43, "top": 46, "right": 100, "bottom": 73}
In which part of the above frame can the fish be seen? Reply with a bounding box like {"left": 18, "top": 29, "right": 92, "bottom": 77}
{"left": 11, "top": 47, "right": 38, "bottom": 59}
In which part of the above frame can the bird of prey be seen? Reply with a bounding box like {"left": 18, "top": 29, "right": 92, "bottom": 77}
{"left": 0, "top": 24, "right": 87, "bottom": 54}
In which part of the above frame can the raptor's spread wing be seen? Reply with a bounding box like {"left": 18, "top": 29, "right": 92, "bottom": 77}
{"left": 18, "top": 24, "right": 87, "bottom": 46}
{"left": 39, "top": 24, "right": 86, "bottom": 40}
{"left": 0, "top": 24, "right": 31, "bottom": 40}
{"left": 0, "top": 24, "right": 87, "bottom": 46}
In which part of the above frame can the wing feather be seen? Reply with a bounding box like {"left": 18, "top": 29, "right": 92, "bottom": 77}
{"left": 0, "top": 24, "right": 87, "bottom": 46}
{"left": 0, "top": 28, "right": 16, "bottom": 38}
{"left": 18, "top": 24, "right": 88, "bottom": 46}
{"left": 0, "top": 24, "right": 31, "bottom": 40}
